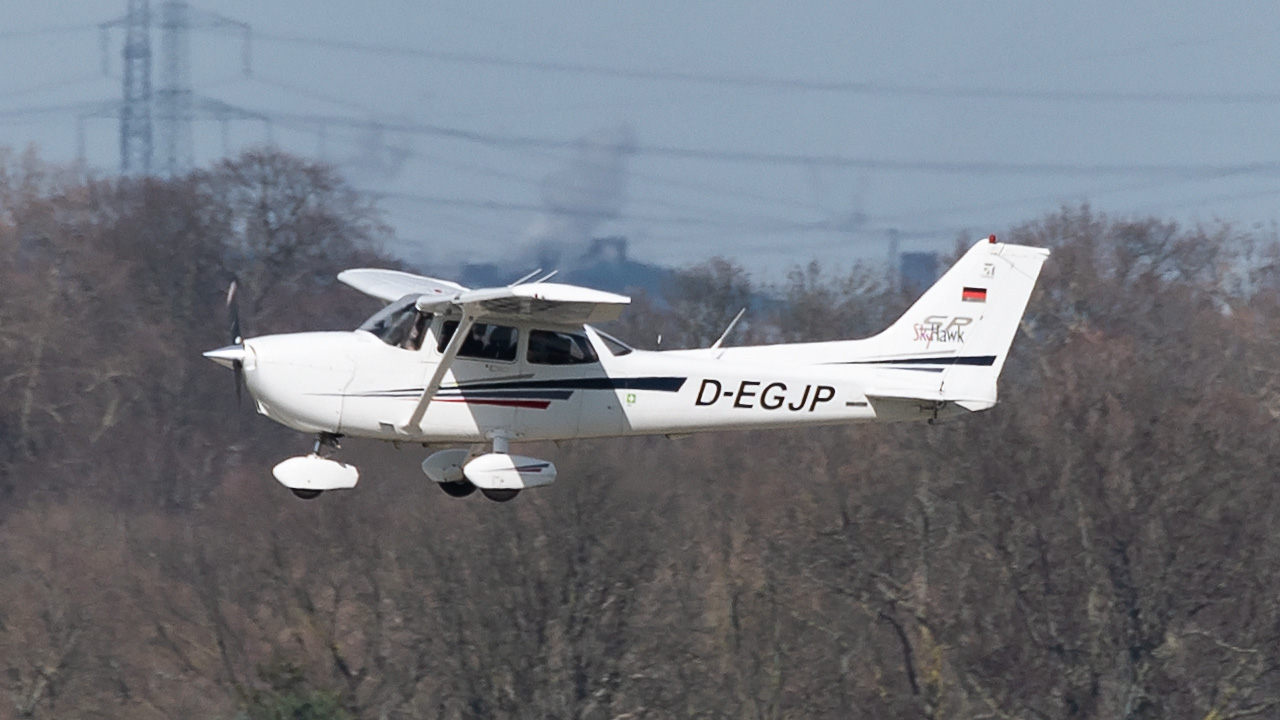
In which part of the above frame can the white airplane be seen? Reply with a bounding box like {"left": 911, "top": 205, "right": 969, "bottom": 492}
{"left": 204, "top": 236, "right": 1048, "bottom": 502}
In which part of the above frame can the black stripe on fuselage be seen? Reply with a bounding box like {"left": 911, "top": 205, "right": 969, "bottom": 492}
{"left": 450, "top": 376, "right": 688, "bottom": 393}
{"left": 833, "top": 355, "right": 997, "bottom": 367}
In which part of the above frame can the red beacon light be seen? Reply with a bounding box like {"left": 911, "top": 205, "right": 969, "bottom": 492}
{"left": 988, "top": 234, "right": 997, "bottom": 244}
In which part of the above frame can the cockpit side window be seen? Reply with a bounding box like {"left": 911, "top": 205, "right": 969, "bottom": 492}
{"left": 358, "top": 296, "right": 433, "bottom": 350}
{"left": 437, "top": 320, "right": 519, "bottom": 362}
{"left": 528, "top": 329, "right": 599, "bottom": 365}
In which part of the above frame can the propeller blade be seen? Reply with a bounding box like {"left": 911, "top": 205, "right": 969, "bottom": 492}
{"left": 226, "top": 280, "right": 242, "bottom": 345}
{"left": 225, "top": 280, "right": 245, "bottom": 406}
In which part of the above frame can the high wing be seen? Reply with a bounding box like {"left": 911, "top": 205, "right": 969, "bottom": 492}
{"left": 417, "top": 282, "right": 630, "bottom": 325}
{"left": 339, "top": 268, "right": 631, "bottom": 432}
{"left": 338, "top": 268, "right": 468, "bottom": 303}
{"left": 338, "top": 268, "right": 628, "bottom": 325}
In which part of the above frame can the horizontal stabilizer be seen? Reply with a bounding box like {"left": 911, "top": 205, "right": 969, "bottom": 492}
{"left": 865, "top": 393, "right": 991, "bottom": 422}
{"left": 865, "top": 388, "right": 994, "bottom": 411}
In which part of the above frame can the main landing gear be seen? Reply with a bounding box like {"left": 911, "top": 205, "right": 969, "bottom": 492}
{"left": 423, "top": 435, "right": 552, "bottom": 503}
{"left": 481, "top": 488, "right": 520, "bottom": 503}
{"left": 434, "top": 479, "right": 520, "bottom": 502}
{"left": 473, "top": 435, "right": 522, "bottom": 502}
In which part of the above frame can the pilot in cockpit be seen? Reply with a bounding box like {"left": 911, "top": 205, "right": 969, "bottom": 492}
{"left": 401, "top": 312, "right": 431, "bottom": 351}
{"left": 358, "top": 296, "right": 435, "bottom": 352}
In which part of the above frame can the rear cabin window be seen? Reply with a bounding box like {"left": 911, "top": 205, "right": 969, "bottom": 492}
{"left": 527, "top": 329, "right": 599, "bottom": 365}
{"left": 437, "top": 321, "right": 519, "bottom": 362}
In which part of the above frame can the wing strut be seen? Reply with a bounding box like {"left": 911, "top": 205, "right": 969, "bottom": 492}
{"left": 403, "top": 310, "right": 477, "bottom": 433}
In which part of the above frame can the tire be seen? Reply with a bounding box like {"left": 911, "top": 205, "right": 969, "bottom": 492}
{"left": 481, "top": 488, "right": 520, "bottom": 503}
{"left": 290, "top": 488, "right": 323, "bottom": 500}
{"left": 439, "top": 481, "right": 477, "bottom": 498}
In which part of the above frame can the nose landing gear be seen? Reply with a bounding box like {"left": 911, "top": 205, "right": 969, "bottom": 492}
{"left": 271, "top": 433, "right": 358, "bottom": 500}
{"left": 314, "top": 432, "right": 342, "bottom": 454}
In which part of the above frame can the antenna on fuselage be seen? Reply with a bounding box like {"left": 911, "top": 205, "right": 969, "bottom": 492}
{"left": 508, "top": 268, "right": 543, "bottom": 286}
{"left": 709, "top": 307, "right": 747, "bottom": 351}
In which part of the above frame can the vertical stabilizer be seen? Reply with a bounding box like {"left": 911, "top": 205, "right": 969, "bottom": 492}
{"left": 862, "top": 236, "right": 1050, "bottom": 406}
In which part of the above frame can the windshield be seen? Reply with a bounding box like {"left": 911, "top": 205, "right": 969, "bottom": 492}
{"left": 358, "top": 295, "right": 431, "bottom": 350}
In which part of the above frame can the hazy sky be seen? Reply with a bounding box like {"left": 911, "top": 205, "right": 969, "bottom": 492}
{"left": 3, "top": 1, "right": 1279, "bottom": 278}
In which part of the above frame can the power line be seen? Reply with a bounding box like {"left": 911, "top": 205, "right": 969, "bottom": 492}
{"left": 250, "top": 75, "right": 380, "bottom": 116}
{"left": 254, "top": 30, "right": 1280, "bottom": 106}
{"left": 0, "top": 77, "right": 106, "bottom": 102}
{"left": 634, "top": 145, "right": 1280, "bottom": 178}
{"left": 0, "top": 23, "right": 98, "bottom": 40}
{"left": 271, "top": 113, "right": 1280, "bottom": 178}
{"left": 369, "top": 188, "right": 971, "bottom": 243}
{"left": 369, "top": 189, "right": 730, "bottom": 228}
{"left": 1133, "top": 185, "right": 1280, "bottom": 214}
{"left": 396, "top": 147, "right": 789, "bottom": 227}
{"left": 305, "top": 112, "right": 832, "bottom": 216}
{"left": 0, "top": 101, "right": 115, "bottom": 122}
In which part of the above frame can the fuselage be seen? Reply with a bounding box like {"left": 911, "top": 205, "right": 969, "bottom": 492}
{"left": 237, "top": 320, "right": 953, "bottom": 445}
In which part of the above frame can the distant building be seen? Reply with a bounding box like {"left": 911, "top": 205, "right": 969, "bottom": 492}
{"left": 900, "top": 252, "right": 939, "bottom": 297}
{"left": 564, "top": 237, "right": 670, "bottom": 296}
{"left": 457, "top": 262, "right": 507, "bottom": 288}
{"left": 455, "top": 236, "right": 673, "bottom": 297}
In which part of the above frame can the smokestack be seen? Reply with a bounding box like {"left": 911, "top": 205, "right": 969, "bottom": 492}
{"left": 524, "top": 124, "right": 635, "bottom": 265}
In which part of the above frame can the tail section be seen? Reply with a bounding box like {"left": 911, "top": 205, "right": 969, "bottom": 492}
{"left": 672, "top": 235, "right": 1049, "bottom": 412}
{"left": 861, "top": 236, "right": 1050, "bottom": 408}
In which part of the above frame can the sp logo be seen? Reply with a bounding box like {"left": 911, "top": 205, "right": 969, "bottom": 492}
{"left": 922, "top": 315, "right": 972, "bottom": 332}
{"left": 914, "top": 315, "right": 972, "bottom": 347}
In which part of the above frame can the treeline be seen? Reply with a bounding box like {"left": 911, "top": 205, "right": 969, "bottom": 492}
{"left": 1, "top": 148, "right": 1279, "bottom": 719}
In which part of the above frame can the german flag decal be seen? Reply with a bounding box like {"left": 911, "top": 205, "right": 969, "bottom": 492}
{"left": 961, "top": 287, "right": 987, "bottom": 302}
